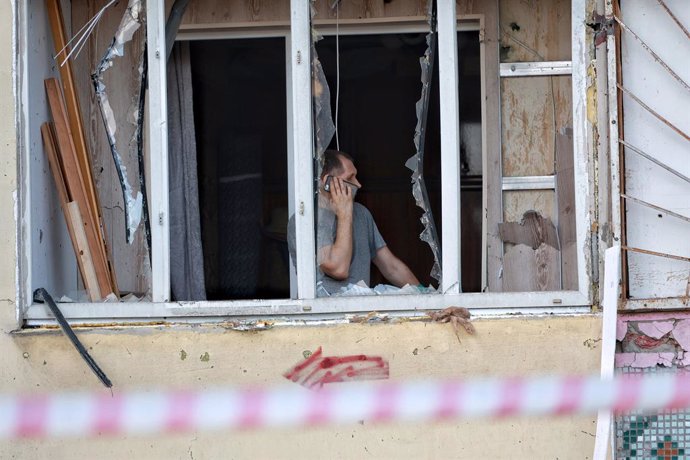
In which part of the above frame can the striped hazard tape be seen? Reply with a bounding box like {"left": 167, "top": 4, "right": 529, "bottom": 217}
{"left": 1, "top": 372, "right": 689, "bottom": 438}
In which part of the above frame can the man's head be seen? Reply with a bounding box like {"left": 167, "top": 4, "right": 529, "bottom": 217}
{"left": 321, "top": 150, "right": 362, "bottom": 190}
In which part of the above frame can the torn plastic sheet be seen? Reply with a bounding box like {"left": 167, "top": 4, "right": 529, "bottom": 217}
{"left": 405, "top": 1, "right": 442, "bottom": 283}
{"left": 310, "top": 1, "right": 336, "bottom": 177}
{"left": 91, "top": 0, "right": 144, "bottom": 244}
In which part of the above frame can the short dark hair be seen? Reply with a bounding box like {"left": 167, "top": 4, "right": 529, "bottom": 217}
{"left": 322, "top": 149, "right": 354, "bottom": 178}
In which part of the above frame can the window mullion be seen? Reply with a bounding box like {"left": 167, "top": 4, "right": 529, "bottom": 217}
{"left": 437, "top": 0, "right": 462, "bottom": 293}
{"left": 147, "top": 0, "right": 170, "bottom": 302}
{"left": 290, "top": 0, "right": 316, "bottom": 299}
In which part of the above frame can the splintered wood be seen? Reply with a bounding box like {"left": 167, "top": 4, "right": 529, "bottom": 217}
{"left": 499, "top": 211, "right": 561, "bottom": 292}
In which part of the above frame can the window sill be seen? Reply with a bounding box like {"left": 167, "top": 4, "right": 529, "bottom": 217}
{"left": 23, "top": 291, "right": 591, "bottom": 327}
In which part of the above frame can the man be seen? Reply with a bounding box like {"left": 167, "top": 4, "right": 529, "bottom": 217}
{"left": 288, "top": 150, "right": 419, "bottom": 295}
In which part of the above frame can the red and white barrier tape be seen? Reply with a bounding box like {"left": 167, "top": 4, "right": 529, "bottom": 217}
{"left": 1, "top": 373, "right": 689, "bottom": 438}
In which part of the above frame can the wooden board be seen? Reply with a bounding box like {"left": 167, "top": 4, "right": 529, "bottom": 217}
{"left": 501, "top": 76, "right": 572, "bottom": 177}
{"left": 167, "top": 0, "right": 425, "bottom": 24}
{"left": 66, "top": 201, "right": 102, "bottom": 301}
{"left": 503, "top": 243, "right": 560, "bottom": 291}
{"left": 45, "top": 78, "right": 113, "bottom": 299}
{"left": 46, "top": 0, "right": 119, "bottom": 296}
{"left": 499, "top": 211, "right": 559, "bottom": 250}
{"left": 41, "top": 122, "right": 100, "bottom": 300}
{"left": 503, "top": 190, "right": 556, "bottom": 223}
{"left": 498, "top": 0, "right": 571, "bottom": 62}
{"left": 555, "top": 127, "right": 578, "bottom": 290}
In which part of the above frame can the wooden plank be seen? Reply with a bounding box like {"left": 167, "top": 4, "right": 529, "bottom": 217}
{"left": 45, "top": 78, "right": 114, "bottom": 299}
{"left": 41, "top": 123, "right": 70, "bottom": 207}
{"left": 500, "top": 210, "right": 561, "bottom": 292}
{"left": 41, "top": 123, "right": 101, "bottom": 301}
{"left": 498, "top": 211, "right": 559, "bottom": 250}
{"left": 66, "top": 201, "right": 102, "bottom": 301}
{"left": 503, "top": 243, "right": 560, "bottom": 291}
{"left": 498, "top": 0, "right": 571, "bottom": 62}
{"left": 46, "top": 0, "right": 119, "bottom": 296}
{"left": 500, "top": 76, "right": 572, "bottom": 177}
{"left": 556, "top": 127, "right": 578, "bottom": 290}
{"left": 168, "top": 0, "right": 429, "bottom": 24}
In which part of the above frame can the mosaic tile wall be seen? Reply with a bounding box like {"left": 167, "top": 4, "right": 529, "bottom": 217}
{"left": 616, "top": 367, "right": 689, "bottom": 460}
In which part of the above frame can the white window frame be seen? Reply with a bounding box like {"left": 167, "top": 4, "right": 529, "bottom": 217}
{"left": 21, "top": 0, "right": 592, "bottom": 326}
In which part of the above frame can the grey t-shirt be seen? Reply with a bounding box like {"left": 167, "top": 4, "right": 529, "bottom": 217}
{"left": 288, "top": 203, "right": 387, "bottom": 295}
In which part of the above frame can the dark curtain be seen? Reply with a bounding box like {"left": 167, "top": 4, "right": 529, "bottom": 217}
{"left": 167, "top": 42, "right": 206, "bottom": 301}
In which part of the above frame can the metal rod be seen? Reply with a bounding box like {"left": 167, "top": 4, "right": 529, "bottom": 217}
{"left": 613, "top": 15, "right": 690, "bottom": 92}
{"left": 621, "top": 193, "right": 690, "bottom": 224}
{"left": 622, "top": 246, "right": 690, "bottom": 263}
{"left": 35, "top": 288, "right": 113, "bottom": 388}
{"left": 619, "top": 139, "right": 690, "bottom": 185}
{"left": 657, "top": 0, "right": 690, "bottom": 41}
{"left": 617, "top": 84, "right": 690, "bottom": 142}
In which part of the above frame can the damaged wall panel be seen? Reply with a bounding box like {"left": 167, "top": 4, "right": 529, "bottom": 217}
{"left": 500, "top": 76, "right": 572, "bottom": 177}
{"left": 619, "top": 0, "right": 690, "bottom": 300}
{"left": 501, "top": 192, "right": 560, "bottom": 291}
{"left": 72, "top": 0, "right": 150, "bottom": 294}
{"left": 498, "top": 0, "right": 571, "bottom": 63}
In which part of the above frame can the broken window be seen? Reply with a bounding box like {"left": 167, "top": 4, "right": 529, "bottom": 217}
{"left": 309, "top": 29, "right": 484, "bottom": 296}
{"left": 18, "top": 0, "right": 593, "bottom": 322}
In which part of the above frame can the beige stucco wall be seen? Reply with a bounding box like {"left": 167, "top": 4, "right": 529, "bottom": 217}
{"left": 1, "top": 318, "right": 603, "bottom": 459}
{"left": 0, "top": 2, "right": 604, "bottom": 459}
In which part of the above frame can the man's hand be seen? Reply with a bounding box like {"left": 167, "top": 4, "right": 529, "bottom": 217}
{"left": 319, "top": 177, "right": 355, "bottom": 281}
{"left": 328, "top": 177, "right": 354, "bottom": 219}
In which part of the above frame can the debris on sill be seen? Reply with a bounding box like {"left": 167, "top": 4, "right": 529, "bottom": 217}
{"left": 220, "top": 320, "right": 275, "bottom": 332}
{"left": 427, "top": 306, "right": 475, "bottom": 342}
{"left": 321, "top": 281, "right": 436, "bottom": 297}
{"left": 51, "top": 291, "right": 151, "bottom": 303}
{"left": 349, "top": 311, "right": 390, "bottom": 324}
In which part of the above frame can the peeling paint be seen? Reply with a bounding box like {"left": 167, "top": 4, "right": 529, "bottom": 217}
{"left": 199, "top": 352, "right": 209, "bottom": 362}
{"left": 616, "top": 318, "right": 628, "bottom": 341}
{"left": 180, "top": 349, "right": 187, "bottom": 360}
{"left": 637, "top": 321, "right": 674, "bottom": 340}
{"left": 586, "top": 62, "right": 597, "bottom": 125}
{"left": 615, "top": 352, "right": 674, "bottom": 368}
{"left": 672, "top": 320, "right": 690, "bottom": 351}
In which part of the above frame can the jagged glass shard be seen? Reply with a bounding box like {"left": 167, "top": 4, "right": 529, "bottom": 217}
{"left": 406, "top": 1, "right": 441, "bottom": 283}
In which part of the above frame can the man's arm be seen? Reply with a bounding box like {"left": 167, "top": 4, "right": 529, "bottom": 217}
{"left": 372, "top": 246, "right": 420, "bottom": 288}
{"left": 318, "top": 177, "right": 354, "bottom": 280}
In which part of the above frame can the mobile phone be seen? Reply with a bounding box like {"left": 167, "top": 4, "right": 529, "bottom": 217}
{"left": 324, "top": 175, "right": 359, "bottom": 192}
